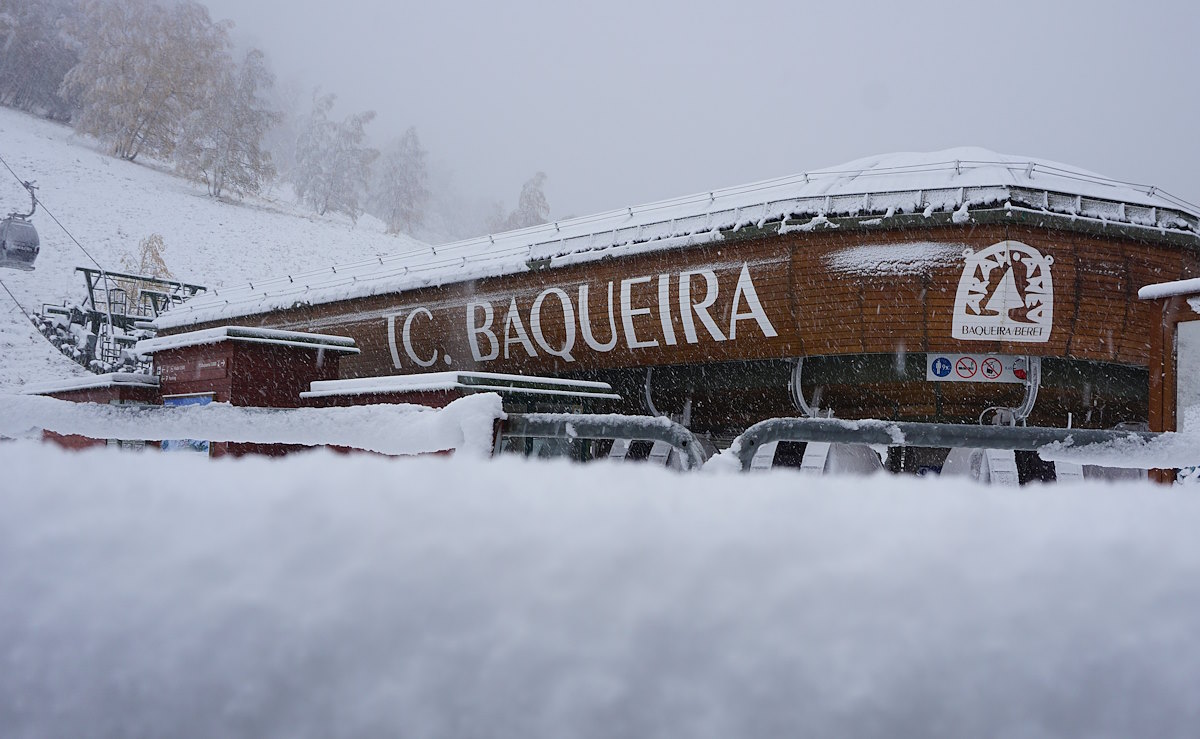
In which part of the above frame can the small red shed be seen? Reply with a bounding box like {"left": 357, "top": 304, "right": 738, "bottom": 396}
{"left": 21, "top": 372, "right": 161, "bottom": 450}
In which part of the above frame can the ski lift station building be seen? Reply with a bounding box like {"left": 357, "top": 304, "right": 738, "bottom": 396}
{"left": 150, "top": 147, "right": 1200, "bottom": 442}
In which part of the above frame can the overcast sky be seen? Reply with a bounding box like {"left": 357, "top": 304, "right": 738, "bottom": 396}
{"left": 201, "top": 0, "right": 1199, "bottom": 220}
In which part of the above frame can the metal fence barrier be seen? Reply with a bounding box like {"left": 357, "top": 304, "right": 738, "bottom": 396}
{"left": 728, "top": 417, "right": 1161, "bottom": 472}
{"left": 501, "top": 413, "right": 709, "bottom": 470}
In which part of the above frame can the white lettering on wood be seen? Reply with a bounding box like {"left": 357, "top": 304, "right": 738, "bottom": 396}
{"left": 679, "top": 269, "right": 726, "bottom": 343}
{"left": 658, "top": 273, "right": 677, "bottom": 346}
{"left": 386, "top": 313, "right": 404, "bottom": 369}
{"left": 578, "top": 282, "right": 618, "bottom": 352}
{"left": 530, "top": 287, "right": 576, "bottom": 362}
{"left": 502, "top": 297, "right": 537, "bottom": 359}
{"left": 728, "top": 263, "right": 778, "bottom": 339}
{"left": 621, "top": 276, "right": 658, "bottom": 350}
{"left": 402, "top": 307, "right": 439, "bottom": 367}
{"left": 466, "top": 301, "right": 499, "bottom": 361}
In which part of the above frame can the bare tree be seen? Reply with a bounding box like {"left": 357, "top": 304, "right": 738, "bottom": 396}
{"left": 503, "top": 171, "right": 550, "bottom": 230}
{"left": 292, "top": 92, "right": 378, "bottom": 222}
{"left": 175, "top": 49, "right": 280, "bottom": 199}
{"left": 0, "top": 0, "right": 78, "bottom": 120}
{"left": 259, "top": 76, "right": 307, "bottom": 184}
{"left": 61, "top": 0, "right": 232, "bottom": 161}
{"left": 372, "top": 127, "right": 429, "bottom": 235}
{"left": 114, "top": 232, "right": 174, "bottom": 312}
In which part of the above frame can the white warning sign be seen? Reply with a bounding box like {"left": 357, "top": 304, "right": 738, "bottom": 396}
{"left": 926, "top": 353, "right": 1029, "bottom": 384}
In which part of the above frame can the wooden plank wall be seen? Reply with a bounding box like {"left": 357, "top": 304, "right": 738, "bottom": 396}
{"left": 180, "top": 225, "right": 1195, "bottom": 389}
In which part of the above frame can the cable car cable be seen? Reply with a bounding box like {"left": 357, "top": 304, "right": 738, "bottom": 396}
{"left": 0, "top": 276, "right": 34, "bottom": 322}
{"left": 0, "top": 151, "right": 107, "bottom": 272}
{"left": 0, "top": 151, "right": 121, "bottom": 355}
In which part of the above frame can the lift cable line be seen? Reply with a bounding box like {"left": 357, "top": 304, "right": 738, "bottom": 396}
{"left": 0, "top": 150, "right": 123, "bottom": 367}
{"left": 0, "top": 151, "right": 108, "bottom": 273}
{"left": 0, "top": 276, "right": 34, "bottom": 322}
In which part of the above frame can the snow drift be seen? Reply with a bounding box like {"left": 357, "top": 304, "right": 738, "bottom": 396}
{"left": 0, "top": 392, "right": 504, "bottom": 457}
{"left": 2, "top": 443, "right": 1199, "bottom": 738}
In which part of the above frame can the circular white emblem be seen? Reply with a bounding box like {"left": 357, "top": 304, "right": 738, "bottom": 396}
{"left": 952, "top": 240, "right": 1054, "bottom": 343}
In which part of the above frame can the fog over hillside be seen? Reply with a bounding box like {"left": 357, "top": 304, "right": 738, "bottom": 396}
{"left": 202, "top": 0, "right": 1200, "bottom": 222}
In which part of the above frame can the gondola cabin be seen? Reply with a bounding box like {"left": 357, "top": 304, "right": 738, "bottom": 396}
{"left": 1, "top": 180, "right": 40, "bottom": 271}
{"left": 0, "top": 215, "right": 39, "bottom": 271}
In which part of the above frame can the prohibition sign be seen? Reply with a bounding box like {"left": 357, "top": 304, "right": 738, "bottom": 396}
{"left": 981, "top": 357, "right": 1004, "bottom": 379}
{"left": 955, "top": 357, "right": 978, "bottom": 378}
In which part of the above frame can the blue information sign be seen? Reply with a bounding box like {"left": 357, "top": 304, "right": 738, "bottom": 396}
{"left": 161, "top": 394, "right": 212, "bottom": 453}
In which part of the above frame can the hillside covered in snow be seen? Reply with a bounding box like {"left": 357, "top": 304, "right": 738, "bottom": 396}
{"left": 0, "top": 106, "right": 427, "bottom": 388}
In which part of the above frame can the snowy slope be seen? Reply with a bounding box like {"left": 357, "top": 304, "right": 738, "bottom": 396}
{"left": 0, "top": 106, "right": 426, "bottom": 389}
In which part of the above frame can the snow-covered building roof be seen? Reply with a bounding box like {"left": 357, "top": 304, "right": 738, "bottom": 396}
{"left": 301, "top": 371, "right": 621, "bottom": 401}
{"left": 154, "top": 147, "right": 1200, "bottom": 331}
{"left": 18, "top": 372, "right": 160, "bottom": 396}
{"left": 1138, "top": 278, "right": 1200, "bottom": 301}
{"left": 135, "top": 326, "right": 359, "bottom": 355}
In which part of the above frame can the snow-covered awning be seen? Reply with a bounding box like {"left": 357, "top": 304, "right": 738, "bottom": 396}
{"left": 153, "top": 147, "right": 1200, "bottom": 331}
{"left": 19, "top": 372, "right": 160, "bottom": 396}
{"left": 1138, "top": 277, "right": 1200, "bottom": 301}
{"left": 135, "top": 326, "right": 359, "bottom": 355}
{"left": 302, "top": 371, "right": 621, "bottom": 401}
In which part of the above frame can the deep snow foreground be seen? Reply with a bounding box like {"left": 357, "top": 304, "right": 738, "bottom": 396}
{"left": 3, "top": 444, "right": 1199, "bottom": 738}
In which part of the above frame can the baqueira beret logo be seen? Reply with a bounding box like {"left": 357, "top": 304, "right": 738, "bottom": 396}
{"left": 952, "top": 240, "right": 1054, "bottom": 343}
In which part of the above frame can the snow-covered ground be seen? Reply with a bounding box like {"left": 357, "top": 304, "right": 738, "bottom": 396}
{"left": 0, "top": 106, "right": 426, "bottom": 389}
{"left": 2, "top": 442, "right": 1199, "bottom": 738}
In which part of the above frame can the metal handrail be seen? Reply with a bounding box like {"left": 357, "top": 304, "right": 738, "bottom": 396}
{"left": 502, "top": 413, "right": 709, "bottom": 470}
{"left": 727, "top": 416, "right": 1161, "bottom": 472}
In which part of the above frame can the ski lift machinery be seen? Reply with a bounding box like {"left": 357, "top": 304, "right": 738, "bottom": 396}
{"left": 0, "top": 180, "right": 40, "bottom": 271}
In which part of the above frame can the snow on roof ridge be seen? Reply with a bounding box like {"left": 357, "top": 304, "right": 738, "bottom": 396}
{"left": 1138, "top": 277, "right": 1200, "bottom": 300}
{"left": 136, "top": 326, "right": 359, "bottom": 354}
{"left": 155, "top": 148, "right": 1200, "bottom": 331}
{"left": 19, "top": 372, "right": 159, "bottom": 396}
{"left": 309, "top": 371, "right": 613, "bottom": 393}
{"left": 302, "top": 371, "right": 619, "bottom": 400}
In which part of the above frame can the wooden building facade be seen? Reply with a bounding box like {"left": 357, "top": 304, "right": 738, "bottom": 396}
{"left": 152, "top": 151, "right": 1200, "bottom": 441}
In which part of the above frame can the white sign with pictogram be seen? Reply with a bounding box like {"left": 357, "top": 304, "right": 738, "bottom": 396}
{"left": 952, "top": 241, "right": 1054, "bottom": 343}
{"left": 926, "top": 353, "right": 1029, "bottom": 383}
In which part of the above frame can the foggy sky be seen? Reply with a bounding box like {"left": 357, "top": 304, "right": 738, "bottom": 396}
{"left": 201, "top": 0, "right": 1200, "bottom": 221}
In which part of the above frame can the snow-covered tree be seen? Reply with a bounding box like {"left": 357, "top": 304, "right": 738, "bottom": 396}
{"left": 0, "top": 0, "right": 78, "bottom": 120}
{"left": 372, "top": 127, "right": 429, "bottom": 235}
{"left": 119, "top": 232, "right": 172, "bottom": 279}
{"left": 60, "top": 0, "right": 232, "bottom": 161}
{"left": 503, "top": 171, "right": 550, "bottom": 230}
{"left": 259, "top": 77, "right": 307, "bottom": 184}
{"left": 175, "top": 49, "right": 280, "bottom": 199}
{"left": 292, "top": 92, "right": 378, "bottom": 222}
{"left": 115, "top": 232, "right": 173, "bottom": 308}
